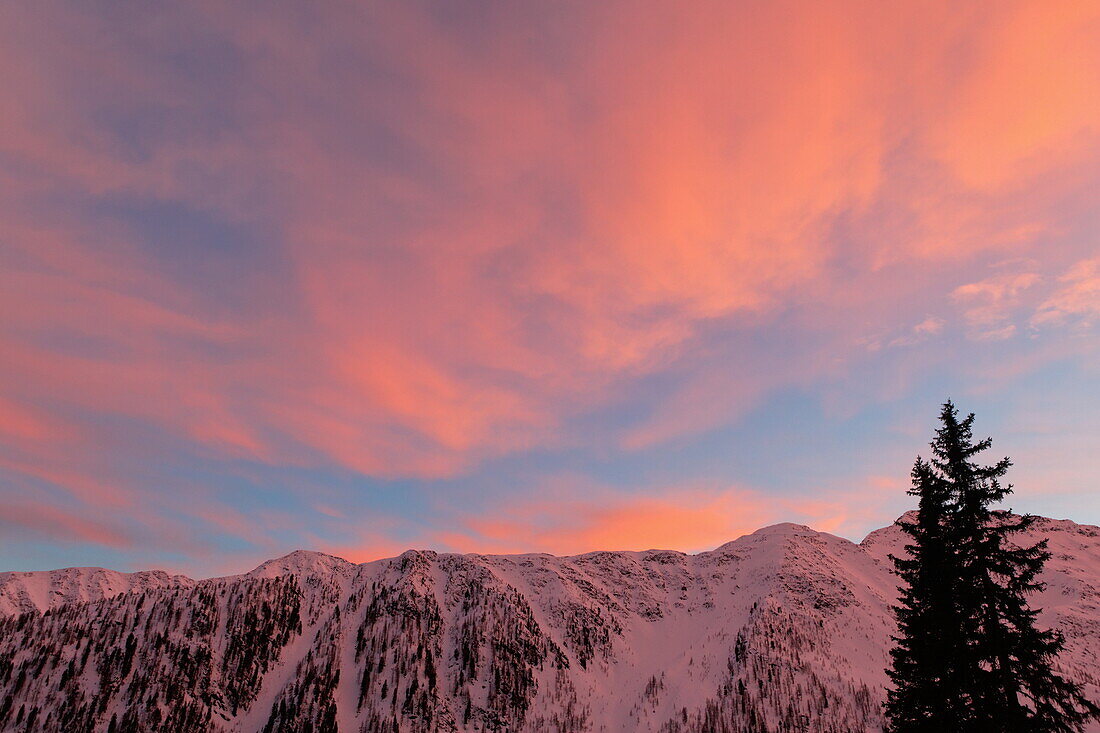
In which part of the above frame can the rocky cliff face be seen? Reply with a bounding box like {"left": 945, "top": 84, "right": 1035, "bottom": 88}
{"left": 1, "top": 516, "right": 1098, "bottom": 732}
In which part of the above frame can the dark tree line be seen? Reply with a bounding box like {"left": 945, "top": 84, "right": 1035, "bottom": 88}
{"left": 887, "top": 402, "right": 1100, "bottom": 732}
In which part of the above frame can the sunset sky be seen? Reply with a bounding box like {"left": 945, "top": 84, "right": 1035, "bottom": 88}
{"left": 2, "top": 1, "right": 1099, "bottom": 576}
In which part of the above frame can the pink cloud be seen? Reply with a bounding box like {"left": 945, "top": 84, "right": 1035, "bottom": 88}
{"left": 0, "top": 1, "right": 1099, "bottom": 560}
{"left": 0, "top": 502, "right": 134, "bottom": 549}
{"left": 952, "top": 270, "right": 1042, "bottom": 339}
{"left": 1033, "top": 258, "right": 1100, "bottom": 328}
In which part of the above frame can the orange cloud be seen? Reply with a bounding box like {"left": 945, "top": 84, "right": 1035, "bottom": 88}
{"left": 462, "top": 490, "right": 775, "bottom": 555}
{"left": 433, "top": 478, "right": 899, "bottom": 556}
{"left": 926, "top": 1, "right": 1100, "bottom": 190}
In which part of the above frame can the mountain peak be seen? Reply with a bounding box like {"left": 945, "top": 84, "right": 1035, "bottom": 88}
{"left": 709, "top": 521, "right": 834, "bottom": 555}
{"left": 752, "top": 521, "right": 819, "bottom": 536}
{"left": 247, "top": 549, "right": 355, "bottom": 578}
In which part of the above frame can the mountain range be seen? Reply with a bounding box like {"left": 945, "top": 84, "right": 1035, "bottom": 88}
{"left": 1, "top": 514, "right": 1097, "bottom": 732}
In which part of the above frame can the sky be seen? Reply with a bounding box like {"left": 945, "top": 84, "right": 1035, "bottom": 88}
{"left": 1, "top": 1, "right": 1099, "bottom": 577}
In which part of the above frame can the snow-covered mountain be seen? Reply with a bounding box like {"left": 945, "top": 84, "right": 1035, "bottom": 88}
{"left": 1, "top": 515, "right": 1097, "bottom": 732}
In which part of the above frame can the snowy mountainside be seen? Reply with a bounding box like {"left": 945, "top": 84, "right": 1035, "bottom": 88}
{"left": 0, "top": 515, "right": 1098, "bottom": 732}
{"left": 0, "top": 566, "right": 194, "bottom": 617}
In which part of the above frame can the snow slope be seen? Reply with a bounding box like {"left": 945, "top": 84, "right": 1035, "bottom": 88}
{"left": 0, "top": 566, "right": 194, "bottom": 616}
{"left": 0, "top": 515, "right": 1097, "bottom": 732}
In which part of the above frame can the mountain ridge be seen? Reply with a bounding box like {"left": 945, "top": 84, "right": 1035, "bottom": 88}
{"left": 0, "top": 519, "right": 896, "bottom": 616}
{"left": 1, "top": 514, "right": 1097, "bottom": 732}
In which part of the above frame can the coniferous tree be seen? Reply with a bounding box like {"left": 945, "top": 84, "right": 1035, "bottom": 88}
{"left": 885, "top": 457, "right": 965, "bottom": 731}
{"left": 937, "top": 403, "right": 1099, "bottom": 731}
{"left": 887, "top": 401, "right": 1100, "bottom": 732}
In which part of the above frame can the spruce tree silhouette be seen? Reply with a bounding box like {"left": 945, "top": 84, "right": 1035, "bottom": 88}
{"left": 886, "top": 455, "right": 966, "bottom": 730}
{"left": 886, "top": 401, "right": 1099, "bottom": 732}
